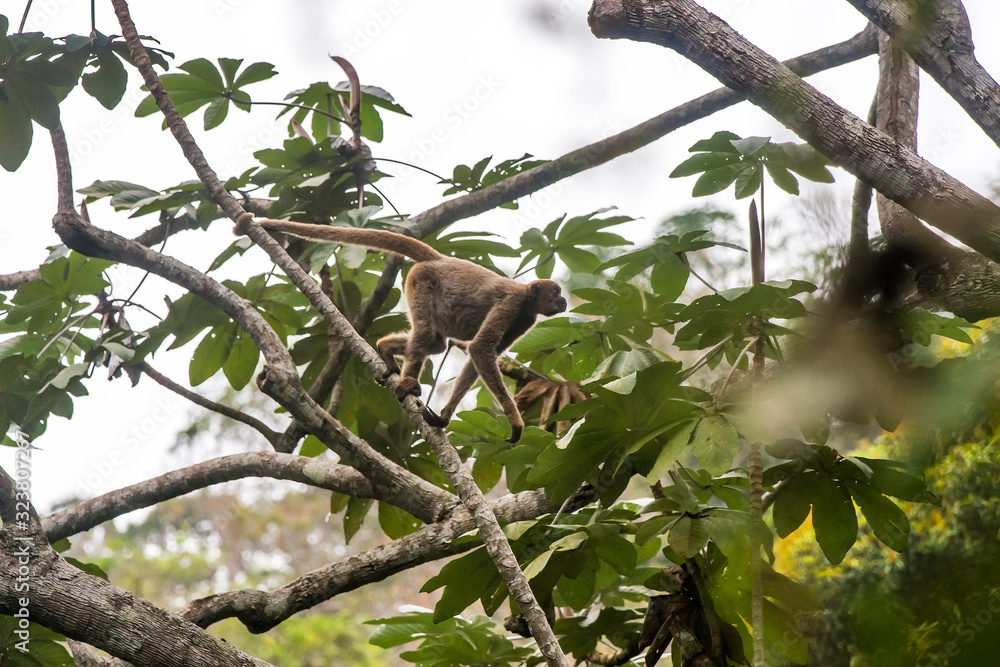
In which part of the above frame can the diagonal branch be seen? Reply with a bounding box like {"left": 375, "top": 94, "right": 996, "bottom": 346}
{"left": 41, "top": 451, "right": 374, "bottom": 542}
{"left": 846, "top": 0, "right": 1000, "bottom": 148}
{"left": 139, "top": 361, "right": 282, "bottom": 447}
{"left": 182, "top": 484, "right": 597, "bottom": 632}
{"left": 407, "top": 25, "right": 878, "bottom": 238}
{"left": 588, "top": 0, "right": 1000, "bottom": 263}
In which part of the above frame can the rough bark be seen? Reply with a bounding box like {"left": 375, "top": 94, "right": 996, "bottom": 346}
{"left": 873, "top": 31, "right": 1000, "bottom": 320}
{"left": 0, "top": 466, "right": 270, "bottom": 666}
{"left": 846, "top": 0, "right": 1000, "bottom": 148}
{"left": 588, "top": 0, "right": 1000, "bottom": 264}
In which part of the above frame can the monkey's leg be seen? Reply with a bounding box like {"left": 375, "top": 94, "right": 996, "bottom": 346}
{"left": 468, "top": 302, "right": 525, "bottom": 443}
{"left": 395, "top": 329, "right": 445, "bottom": 401}
{"left": 424, "top": 358, "right": 480, "bottom": 428}
{"left": 375, "top": 335, "right": 408, "bottom": 378}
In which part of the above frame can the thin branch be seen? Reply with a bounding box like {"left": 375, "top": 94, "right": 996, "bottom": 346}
{"left": 138, "top": 362, "right": 281, "bottom": 447}
{"left": 41, "top": 451, "right": 375, "bottom": 542}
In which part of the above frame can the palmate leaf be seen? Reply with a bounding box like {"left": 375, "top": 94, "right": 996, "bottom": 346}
{"left": 528, "top": 362, "right": 696, "bottom": 504}
{"left": 672, "top": 131, "right": 835, "bottom": 200}
{"left": 516, "top": 208, "right": 633, "bottom": 277}
{"left": 135, "top": 57, "right": 276, "bottom": 130}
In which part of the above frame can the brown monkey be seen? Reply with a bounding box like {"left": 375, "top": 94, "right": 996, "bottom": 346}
{"left": 253, "top": 219, "right": 567, "bottom": 442}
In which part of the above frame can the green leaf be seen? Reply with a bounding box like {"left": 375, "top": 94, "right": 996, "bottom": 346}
{"left": 690, "top": 415, "right": 740, "bottom": 476}
{"left": 688, "top": 130, "right": 741, "bottom": 153}
{"left": 344, "top": 497, "right": 373, "bottom": 543}
{"left": 82, "top": 47, "right": 128, "bottom": 109}
{"left": 852, "top": 484, "right": 909, "bottom": 552}
{"left": 189, "top": 324, "right": 236, "bottom": 386}
{"left": 422, "top": 547, "right": 503, "bottom": 622}
{"left": 647, "top": 420, "right": 695, "bottom": 481}
{"left": 668, "top": 515, "right": 710, "bottom": 558}
{"left": 221, "top": 328, "right": 259, "bottom": 390}
{"left": 772, "top": 472, "right": 817, "bottom": 538}
{"left": 731, "top": 135, "right": 770, "bottom": 156}
{"left": 669, "top": 151, "right": 740, "bottom": 178}
{"left": 650, "top": 253, "right": 688, "bottom": 301}
{"left": 0, "top": 91, "right": 33, "bottom": 171}
{"left": 691, "top": 164, "right": 741, "bottom": 197}
{"left": 811, "top": 476, "right": 858, "bottom": 564}
{"left": 180, "top": 58, "right": 225, "bottom": 88}
{"left": 233, "top": 61, "right": 278, "bottom": 88}
{"left": 765, "top": 162, "right": 800, "bottom": 195}
{"left": 733, "top": 163, "right": 762, "bottom": 199}
{"left": 378, "top": 502, "right": 421, "bottom": 539}
{"left": 202, "top": 96, "right": 230, "bottom": 130}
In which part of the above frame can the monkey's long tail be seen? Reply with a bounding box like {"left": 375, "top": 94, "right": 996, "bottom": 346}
{"left": 254, "top": 219, "right": 442, "bottom": 263}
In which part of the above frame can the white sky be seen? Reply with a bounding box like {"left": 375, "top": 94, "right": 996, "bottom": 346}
{"left": 2, "top": 0, "right": 999, "bottom": 513}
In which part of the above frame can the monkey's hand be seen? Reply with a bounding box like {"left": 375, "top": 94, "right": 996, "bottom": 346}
{"left": 422, "top": 406, "right": 450, "bottom": 428}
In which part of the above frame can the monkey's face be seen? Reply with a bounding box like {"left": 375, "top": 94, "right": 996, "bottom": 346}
{"left": 531, "top": 280, "right": 567, "bottom": 316}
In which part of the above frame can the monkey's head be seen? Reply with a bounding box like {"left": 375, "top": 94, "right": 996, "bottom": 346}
{"left": 529, "top": 280, "right": 567, "bottom": 316}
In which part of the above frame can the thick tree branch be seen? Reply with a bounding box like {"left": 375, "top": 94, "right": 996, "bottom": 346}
{"left": 182, "top": 484, "right": 597, "bottom": 632}
{"left": 41, "top": 452, "right": 374, "bottom": 542}
{"left": 874, "top": 30, "right": 1000, "bottom": 320}
{"left": 846, "top": 0, "right": 1000, "bottom": 148}
{"left": 407, "top": 26, "right": 877, "bottom": 238}
{"left": 139, "top": 362, "right": 282, "bottom": 447}
{"left": 0, "top": 466, "right": 270, "bottom": 666}
{"left": 588, "top": 0, "right": 1000, "bottom": 262}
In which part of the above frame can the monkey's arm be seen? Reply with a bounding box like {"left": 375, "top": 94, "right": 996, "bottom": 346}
{"left": 466, "top": 298, "right": 526, "bottom": 443}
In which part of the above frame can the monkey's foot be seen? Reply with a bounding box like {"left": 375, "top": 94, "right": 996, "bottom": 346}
{"left": 379, "top": 353, "right": 401, "bottom": 377}
{"left": 394, "top": 377, "right": 421, "bottom": 400}
{"left": 422, "top": 407, "right": 449, "bottom": 428}
{"left": 506, "top": 423, "right": 523, "bottom": 444}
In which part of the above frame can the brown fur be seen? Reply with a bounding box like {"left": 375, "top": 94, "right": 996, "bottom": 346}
{"left": 253, "top": 219, "right": 567, "bottom": 442}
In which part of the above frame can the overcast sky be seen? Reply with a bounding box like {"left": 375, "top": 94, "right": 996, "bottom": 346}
{"left": 3, "top": 0, "right": 1000, "bottom": 513}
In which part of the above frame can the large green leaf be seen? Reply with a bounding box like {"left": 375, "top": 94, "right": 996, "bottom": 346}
{"left": 811, "top": 476, "right": 858, "bottom": 564}
{"left": 689, "top": 415, "right": 740, "bottom": 476}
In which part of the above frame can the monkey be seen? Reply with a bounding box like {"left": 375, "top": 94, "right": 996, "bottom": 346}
{"left": 247, "top": 218, "right": 567, "bottom": 442}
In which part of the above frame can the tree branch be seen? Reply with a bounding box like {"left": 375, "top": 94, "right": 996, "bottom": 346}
{"left": 588, "top": 0, "right": 1000, "bottom": 262}
{"left": 0, "top": 465, "right": 271, "bottom": 666}
{"left": 0, "top": 269, "right": 41, "bottom": 291}
{"left": 41, "top": 451, "right": 375, "bottom": 542}
{"left": 182, "top": 484, "right": 597, "bottom": 632}
{"left": 846, "top": 0, "right": 1000, "bottom": 148}
{"left": 407, "top": 25, "right": 877, "bottom": 238}
{"left": 139, "top": 362, "right": 282, "bottom": 447}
